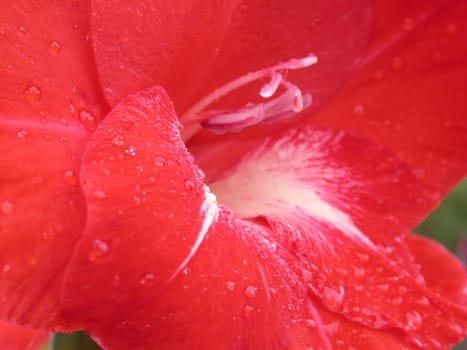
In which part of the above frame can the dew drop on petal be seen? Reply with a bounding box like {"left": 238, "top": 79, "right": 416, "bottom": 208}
{"left": 402, "top": 17, "right": 415, "bottom": 31}
{"left": 184, "top": 179, "right": 197, "bottom": 191}
{"left": 63, "top": 170, "right": 78, "bottom": 185}
{"left": 24, "top": 85, "right": 41, "bottom": 103}
{"left": 322, "top": 285, "right": 345, "bottom": 310}
{"left": 405, "top": 310, "right": 423, "bottom": 330}
{"left": 409, "top": 337, "right": 424, "bottom": 348}
{"left": 445, "top": 23, "right": 457, "bottom": 35}
{"left": 356, "top": 253, "right": 369, "bottom": 262}
{"left": 305, "top": 319, "right": 316, "bottom": 328}
{"left": 416, "top": 296, "right": 430, "bottom": 306}
{"left": 93, "top": 190, "right": 106, "bottom": 199}
{"left": 17, "top": 129, "right": 29, "bottom": 138}
{"left": 79, "top": 109, "right": 96, "bottom": 128}
{"left": 125, "top": 145, "right": 137, "bottom": 157}
{"left": 48, "top": 40, "right": 62, "bottom": 55}
{"left": 112, "top": 275, "right": 121, "bottom": 287}
{"left": 448, "top": 323, "right": 463, "bottom": 335}
{"left": 243, "top": 305, "right": 254, "bottom": 318}
{"left": 2, "top": 264, "right": 11, "bottom": 273}
{"left": 118, "top": 320, "right": 130, "bottom": 328}
{"left": 392, "top": 56, "right": 404, "bottom": 70}
{"left": 112, "top": 134, "right": 125, "bottom": 147}
{"left": 244, "top": 285, "right": 257, "bottom": 299}
{"left": 140, "top": 272, "right": 155, "bottom": 286}
{"left": 225, "top": 281, "right": 235, "bottom": 291}
{"left": 373, "top": 69, "right": 384, "bottom": 80}
{"left": 1, "top": 201, "right": 13, "bottom": 215}
{"left": 88, "top": 239, "right": 110, "bottom": 262}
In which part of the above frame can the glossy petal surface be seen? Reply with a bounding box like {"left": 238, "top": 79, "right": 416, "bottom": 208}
{"left": 312, "top": 0, "right": 467, "bottom": 197}
{"left": 89, "top": 0, "right": 371, "bottom": 114}
{"left": 0, "top": 1, "right": 106, "bottom": 327}
{"left": 61, "top": 87, "right": 466, "bottom": 349}
{"left": 407, "top": 234, "right": 467, "bottom": 305}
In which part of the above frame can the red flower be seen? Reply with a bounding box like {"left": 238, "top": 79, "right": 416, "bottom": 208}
{"left": 1, "top": 1, "right": 466, "bottom": 349}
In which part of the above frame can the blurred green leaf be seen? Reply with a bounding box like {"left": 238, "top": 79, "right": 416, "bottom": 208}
{"left": 415, "top": 178, "right": 467, "bottom": 253}
{"left": 50, "top": 331, "right": 101, "bottom": 350}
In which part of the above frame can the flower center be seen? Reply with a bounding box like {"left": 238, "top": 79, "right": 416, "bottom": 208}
{"left": 180, "top": 53, "right": 318, "bottom": 140}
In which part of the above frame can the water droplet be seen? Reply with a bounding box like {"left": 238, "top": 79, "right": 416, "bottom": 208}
{"left": 93, "top": 190, "right": 106, "bottom": 199}
{"left": 243, "top": 305, "right": 254, "bottom": 318}
{"left": 373, "top": 69, "right": 384, "bottom": 80}
{"left": 244, "top": 285, "right": 257, "bottom": 299}
{"left": 405, "top": 310, "right": 423, "bottom": 330}
{"left": 140, "top": 272, "right": 155, "bottom": 286}
{"left": 118, "top": 320, "right": 130, "bottom": 328}
{"left": 402, "top": 17, "right": 415, "bottom": 31}
{"left": 135, "top": 165, "right": 144, "bottom": 173}
{"left": 17, "top": 129, "right": 29, "bottom": 138}
{"left": 352, "top": 266, "right": 365, "bottom": 278}
{"left": 125, "top": 145, "right": 137, "bottom": 157}
{"left": 409, "top": 337, "right": 424, "bottom": 348}
{"left": 24, "top": 85, "right": 41, "bottom": 103}
{"left": 112, "top": 274, "right": 121, "bottom": 287}
{"left": 63, "top": 170, "right": 78, "bottom": 185}
{"left": 376, "top": 284, "right": 389, "bottom": 292}
{"left": 184, "top": 179, "right": 197, "bottom": 191}
{"left": 356, "top": 253, "right": 369, "bottom": 262}
{"left": 225, "top": 281, "right": 235, "bottom": 291}
{"left": 416, "top": 296, "right": 429, "bottom": 306}
{"left": 88, "top": 239, "right": 110, "bottom": 262}
{"left": 392, "top": 56, "right": 404, "bottom": 69}
{"left": 112, "top": 134, "right": 125, "bottom": 147}
{"left": 2, "top": 264, "right": 11, "bottom": 273}
{"left": 1, "top": 201, "right": 13, "bottom": 215}
{"left": 154, "top": 155, "right": 166, "bottom": 167}
{"left": 322, "top": 285, "right": 345, "bottom": 310}
{"left": 305, "top": 319, "right": 316, "bottom": 328}
{"left": 392, "top": 296, "right": 403, "bottom": 306}
{"left": 445, "top": 23, "right": 457, "bottom": 35}
{"left": 48, "top": 40, "right": 62, "bottom": 55}
{"left": 133, "top": 196, "right": 142, "bottom": 205}
{"left": 79, "top": 109, "right": 96, "bottom": 128}
{"left": 352, "top": 104, "right": 365, "bottom": 116}
{"left": 449, "top": 322, "right": 463, "bottom": 335}
{"left": 18, "top": 25, "right": 27, "bottom": 34}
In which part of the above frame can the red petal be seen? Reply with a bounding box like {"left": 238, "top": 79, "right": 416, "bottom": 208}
{"left": 0, "top": 321, "right": 48, "bottom": 350}
{"left": 0, "top": 1, "right": 106, "bottom": 327}
{"left": 0, "top": 1, "right": 106, "bottom": 126}
{"left": 60, "top": 87, "right": 466, "bottom": 349}
{"left": 406, "top": 234, "right": 467, "bottom": 306}
{"left": 312, "top": 0, "right": 467, "bottom": 197}
{"left": 90, "top": 0, "right": 371, "bottom": 114}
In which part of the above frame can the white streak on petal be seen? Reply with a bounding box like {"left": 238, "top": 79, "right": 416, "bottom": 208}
{"left": 210, "top": 129, "right": 377, "bottom": 251}
{"left": 167, "top": 185, "right": 218, "bottom": 284}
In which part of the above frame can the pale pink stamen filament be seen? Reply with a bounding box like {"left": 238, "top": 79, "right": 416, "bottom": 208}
{"left": 180, "top": 53, "right": 318, "bottom": 137}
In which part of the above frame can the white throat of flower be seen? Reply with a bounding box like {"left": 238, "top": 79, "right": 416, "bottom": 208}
{"left": 180, "top": 53, "right": 318, "bottom": 140}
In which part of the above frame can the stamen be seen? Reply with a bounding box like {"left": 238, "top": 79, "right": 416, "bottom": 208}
{"left": 260, "top": 72, "right": 283, "bottom": 98}
{"left": 180, "top": 53, "right": 318, "bottom": 138}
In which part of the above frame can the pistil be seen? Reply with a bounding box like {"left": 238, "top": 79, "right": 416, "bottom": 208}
{"left": 180, "top": 53, "right": 318, "bottom": 140}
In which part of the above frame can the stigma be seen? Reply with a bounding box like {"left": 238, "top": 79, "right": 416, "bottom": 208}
{"left": 180, "top": 53, "right": 318, "bottom": 139}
